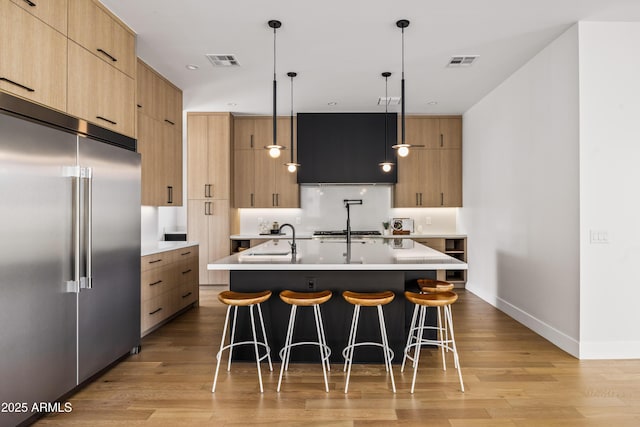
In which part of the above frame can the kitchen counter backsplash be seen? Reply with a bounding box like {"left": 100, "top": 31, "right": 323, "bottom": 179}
{"left": 238, "top": 185, "right": 459, "bottom": 235}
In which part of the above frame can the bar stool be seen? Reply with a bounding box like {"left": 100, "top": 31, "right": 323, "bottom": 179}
{"left": 403, "top": 278, "right": 455, "bottom": 372}
{"left": 342, "top": 291, "right": 396, "bottom": 393}
{"left": 403, "top": 291, "right": 464, "bottom": 393}
{"left": 212, "top": 290, "right": 273, "bottom": 393}
{"left": 277, "top": 290, "right": 332, "bottom": 392}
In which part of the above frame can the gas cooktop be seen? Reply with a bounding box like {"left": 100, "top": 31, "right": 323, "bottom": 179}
{"left": 313, "top": 230, "right": 382, "bottom": 236}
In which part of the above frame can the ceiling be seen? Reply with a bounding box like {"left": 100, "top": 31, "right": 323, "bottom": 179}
{"left": 102, "top": 0, "right": 640, "bottom": 115}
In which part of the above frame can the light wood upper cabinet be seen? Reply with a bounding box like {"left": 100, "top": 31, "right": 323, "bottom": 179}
{"left": 10, "top": 0, "right": 68, "bottom": 35}
{"left": 138, "top": 113, "right": 162, "bottom": 204}
{"left": 187, "top": 113, "right": 231, "bottom": 201}
{"left": 0, "top": 0, "right": 67, "bottom": 111}
{"left": 136, "top": 60, "right": 158, "bottom": 117}
{"left": 68, "top": 0, "right": 135, "bottom": 78}
{"left": 137, "top": 59, "right": 183, "bottom": 129}
{"left": 394, "top": 116, "right": 462, "bottom": 207}
{"left": 67, "top": 41, "right": 135, "bottom": 137}
{"left": 232, "top": 116, "right": 299, "bottom": 208}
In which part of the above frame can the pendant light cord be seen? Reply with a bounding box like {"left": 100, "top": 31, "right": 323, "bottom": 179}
{"left": 290, "top": 73, "right": 294, "bottom": 163}
{"left": 401, "top": 25, "right": 405, "bottom": 145}
{"left": 384, "top": 74, "right": 389, "bottom": 161}
{"left": 272, "top": 25, "right": 277, "bottom": 146}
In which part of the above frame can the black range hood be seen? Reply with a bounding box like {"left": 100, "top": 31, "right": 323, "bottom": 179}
{"left": 296, "top": 113, "right": 397, "bottom": 184}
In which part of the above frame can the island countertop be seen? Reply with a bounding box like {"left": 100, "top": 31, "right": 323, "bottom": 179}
{"left": 208, "top": 238, "right": 467, "bottom": 271}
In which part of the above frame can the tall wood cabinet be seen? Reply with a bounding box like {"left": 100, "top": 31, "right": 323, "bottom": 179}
{"left": 394, "top": 116, "right": 462, "bottom": 207}
{"left": 137, "top": 58, "right": 183, "bottom": 206}
{"left": 187, "top": 113, "right": 232, "bottom": 285}
{"left": 233, "top": 116, "right": 299, "bottom": 208}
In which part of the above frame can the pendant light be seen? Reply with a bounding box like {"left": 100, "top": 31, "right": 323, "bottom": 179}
{"left": 379, "top": 72, "right": 394, "bottom": 173}
{"left": 265, "top": 20, "right": 285, "bottom": 158}
{"left": 392, "top": 19, "right": 411, "bottom": 157}
{"left": 285, "top": 71, "right": 300, "bottom": 173}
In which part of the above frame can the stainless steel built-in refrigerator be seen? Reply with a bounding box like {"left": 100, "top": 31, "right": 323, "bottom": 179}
{"left": 0, "top": 93, "right": 140, "bottom": 427}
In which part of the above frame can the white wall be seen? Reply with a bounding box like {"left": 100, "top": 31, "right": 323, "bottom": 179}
{"left": 578, "top": 22, "right": 640, "bottom": 358}
{"left": 460, "top": 25, "right": 581, "bottom": 356}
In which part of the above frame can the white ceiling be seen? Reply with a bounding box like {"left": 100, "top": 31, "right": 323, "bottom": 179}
{"left": 102, "top": 0, "right": 640, "bottom": 115}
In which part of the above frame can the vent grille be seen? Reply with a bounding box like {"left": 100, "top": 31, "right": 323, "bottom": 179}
{"left": 206, "top": 54, "right": 240, "bottom": 67}
{"left": 447, "top": 55, "right": 478, "bottom": 67}
{"left": 378, "top": 96, "right": 401, "bottom": 106}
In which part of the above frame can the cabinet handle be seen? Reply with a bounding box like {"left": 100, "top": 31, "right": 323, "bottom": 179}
{"left": 164, "top": 119, "right": 175, "bottom": 126}
{"left": 181, "top": 292, "right": 193, "bottom": 299}
{"left": 181, "top": 269, "right": 192, "bottom": 275}
{"left": 276, "top": 193, "right": 280, "bottom": 206}
{"left": 440, "top": 134, "right": 444, "bottom": 147}
{"left": 149, "top": 307, "right": 163, "bottom": 315}
{"left": 137, "top": 104, "right": 142, "bottom": 109}
{"left": 96, "top": 116, "right": 117, "bottom": 125}
{"left": 415, "top": 193, "right": 419, "bottom": 206}
{"left": 205, "top": 184, "right": 212, "bottom": 198}
{"left": 0, "top": 77, "right": 35, "bottom": 92}
{"left": 419, "top": 193, "right": 423, "bottom": 206}
{"left": 167, "top": 186, "right": 173, "bottom": 204}
{"left": 23, "top": 0, "right": 36, "bottom": 7}
{"left": 205, "top": 201, "right": 213, "bottom": 215}
{"left": 96, "top": 48, "right": 117, "bottom": 62}
{"left": 272, "top": 194, "right": 275, "bottom": 207}
{"left": 440, "top": 192, "right": 444, "bottom": 206}
{"left": 148, "top": 259, "right": 162, "bottom": 264}
{"left": 250, "top": 134, "right": 254, "bottom": 148}
{"left": 181, "top": 251, "right": 191, "bottom": 256}
{"left": 250, "top": 193, "right": 254, "bottom": 207}
{"left": 149, "top": 280, "right": 162, "bottom": 286}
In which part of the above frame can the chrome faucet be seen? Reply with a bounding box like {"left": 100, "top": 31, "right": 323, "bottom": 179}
{"left": 279, "top": 223, "right": 296, "bottom": 260}
{"left": 343, "top": 199, "right": 363, "bottom": 257}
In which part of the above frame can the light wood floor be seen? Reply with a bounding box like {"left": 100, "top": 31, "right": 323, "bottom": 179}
{"left": 36, "top": 288, "right": 640, "bottom": 426}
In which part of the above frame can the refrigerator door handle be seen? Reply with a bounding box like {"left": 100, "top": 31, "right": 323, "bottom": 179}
{"left": 63, "top": 165, "right": 81, "bottom": 293}
{"left": 84, "top": 167, "right": 93, "bottom": 289}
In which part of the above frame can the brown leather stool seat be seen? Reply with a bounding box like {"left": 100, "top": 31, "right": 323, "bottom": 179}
{"left": 277, "top": 289, "right": 333, "bottom": 392}
{"left": 212, "top": 290, "right": 273, "bottom": 393}
{"left": 416, "top": 278, "right": 455, "bottom": 293}
{"left": 402, "top": 290, "right": 464, "bottom": 393}
{"left": 341, "top": 290, "right": 396, "bottom": 393}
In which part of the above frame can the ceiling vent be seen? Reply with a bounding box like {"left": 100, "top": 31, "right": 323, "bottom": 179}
{"left": 206, "top": 54, "right": 240, "bottom": 67}
{"left": 378, "top": 96, "right": 401, "bottom": 106}
{"left": 447, "top": 55, "right": 478, "bottom": 67}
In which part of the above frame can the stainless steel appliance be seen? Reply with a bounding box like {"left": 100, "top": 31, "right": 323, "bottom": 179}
{"left": 0, "top": 93, "right": 140, "bottom": 427}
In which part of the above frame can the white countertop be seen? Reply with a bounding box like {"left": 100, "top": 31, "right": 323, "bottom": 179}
{"left": 141, "top": 241, "right": 199, "bottom": 256}
{"left": 230, "top": 233, "right": 314, "bottom": 240}
{"left": 209, "top": 238, "right": 467, "bottom": 271}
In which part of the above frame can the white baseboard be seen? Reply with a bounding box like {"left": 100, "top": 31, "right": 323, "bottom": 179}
{"left": 579, "top": 341, "right": 640, "bottom": 359}
{"left": 466, "top": 285, "right": 579, "bottom": 358}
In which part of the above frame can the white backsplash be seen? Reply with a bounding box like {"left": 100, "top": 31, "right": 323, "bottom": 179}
{"left": 238, "top": 185, "right": 459, "bottom": 235}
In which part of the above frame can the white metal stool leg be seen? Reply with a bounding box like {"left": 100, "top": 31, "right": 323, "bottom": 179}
{"left": 313, "top": 304, "right": 330, "bottom": 392}
{"left": 401, "top": 303, "right": 419, "bottom": 372}
{"left": 227, "top": 305, "right": 238, "bottom": 372}
{"left": 316, "top": 304, "right": 331, "bottom": 372}
{"left": 410, "top": 305, "right": 427, "bottom": 394}
{"left": 377, "top": 305, "right": 396, "bottom": 393}
{"left": 277, "top": 305, "right": 297, "bottom": 392}
{"left": 445, "top": 304, "right": 464, "bottom": 392}
{"left": 343, "top": 304, "right": 359, "bottom": 372}
{"left": 343, "top": 305, "right": 361, "bottom": 393}
{"left": 248, "top": 305, "right": 264, "bottom": 393}
{"left": 212, "top": 305, "right": 232, "bottom": 392}
{"left": 257, "top": 303, "right": 273, "bottom": 372}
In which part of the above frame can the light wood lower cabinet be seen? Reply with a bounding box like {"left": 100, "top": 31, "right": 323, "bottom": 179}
{"left": 188, "top": 199, "right": 229, "bottom": 285}
{"left": 414, "top": 237, "right": 467, "bottom": 285}
{"left": 140, "top": 245, "right": 199, "bottom": 336}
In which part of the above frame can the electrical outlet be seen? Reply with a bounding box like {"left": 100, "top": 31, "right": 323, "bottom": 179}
{"left": 590, "top": 230, "right": 609, "bottom": 244}
{"left": 306, "top": 277, "right": 317, "bottom": 290}
{"left": 425, "top": 217, "right": 432, "bottom": 225}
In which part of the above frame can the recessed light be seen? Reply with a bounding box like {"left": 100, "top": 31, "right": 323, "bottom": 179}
{"left": 227, "top": 102, "right": 237, "bottom": 107}
{"left": 186, "top": 64, "right": 199, "bottom": 70}
{"left": 327, "top": 101, "right": 337, "bottom": 106}
{"left": 427, "top": 101, "right": 438, "bottom": 105}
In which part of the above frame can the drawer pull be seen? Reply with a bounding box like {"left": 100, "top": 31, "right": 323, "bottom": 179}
{"left": 149, "top": 307, "right": 163, "bottom": 315}
{"left": 97, "top": 48, "right": 117, "bottom": 62}
{"left": 23, "top": 0, "right": 36, "bottom": 7}
{"left": 148, "top": 259, "right": 162, "bottom": 264}
{"left": 181, "top": 292, "right": 193, "bottom": 299}
{"left": 167, "top": 186, "right": 173, "bottom": 204}
{"left": 164, "top": 119, "right": 175, "bottom": 125}
{"left": 149, "top": 280, "right": 162, "bottom": 286}
{"left": 96, "top": 116, "right": 117, "bottom": 125}
{"left": 137, "top": 104, "right": 142, "bottom": 108}
{"left": 1, "top": 77, "right": 35, "bottom": 92}
{"left": 181, "top": 251, "right": 191, "bottom": 256}
{"left": 181, "top": 269, "right": 192, "bottom": 275}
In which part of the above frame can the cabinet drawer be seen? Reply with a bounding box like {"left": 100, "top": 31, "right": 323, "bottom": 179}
{"left": 177, "top": 281, "right": 198, "bottom": 310}
{"left": 174, "top": 245, "right": 198, "bottom": 262}
{"left": 68, "top": 0, "right": 135, "bottom": 78}
{"left": 141, "top": 252, "right": 174, "bottom": 272}
{"left": 141, "top": 293, "right": 170, "bottom": 333}
{"left": 174, "top": 259, "right": 198, "bottom": 286}
{"left": 141, "top": 268, "right": 174, "bottom": 301}
{"left": 0, "top": 1, "right": 67, "bottom": 112}
{"left": 414, "top": 238, "right": 446, "bottom": 253}
{"left": 10, "top": 0, "right": 68, "bottom": 35}
{"left": 67, "top": 41, "right": 135, "bottom": 137}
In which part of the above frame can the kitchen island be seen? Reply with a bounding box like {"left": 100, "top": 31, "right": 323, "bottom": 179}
{"left": 208, "top": 238, "right": 467, "bottom": 363}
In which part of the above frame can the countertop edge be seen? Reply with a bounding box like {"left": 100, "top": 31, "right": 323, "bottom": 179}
{"left": 230, "top": 233, "right": 466, "bottom": 240}
{"left": 141, "top": 241, "right": 199, "bottom": 257}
